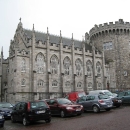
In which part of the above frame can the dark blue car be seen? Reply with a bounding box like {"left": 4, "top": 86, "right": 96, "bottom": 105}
{"left": 0, "top": 114, "right": 5, "bottom": 127}
{"left": 0, "top": 102, "right": 13, "bottom": 119}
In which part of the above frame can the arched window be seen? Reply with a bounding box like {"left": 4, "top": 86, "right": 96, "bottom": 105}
{"left": 65, "top": 81, "right": 70, "bottom": 88}
{"left": 21, "top": 58, "right": 26, "bottom": 72}
{"left": 63, "top": 57, "right": 71, "bottom": 75}
{"left": 75, "top": 59, "right": 82, "bottom": 76}
{"left": 52, "top": 80, "right": 58, "bottom": 87}
{"left": 86, "top": 60, "right": 92, "bottom": 76}
{"left": 50, "top": 55, "right": 58, "bottom": 74}
{"left": 96, "top": 62, "right": 101, "bottom": 77}
{"left": 36, "top": 53, "right": 45, "bottom": 73}
{"left": 21, "top": 79, "right": 26, "bottom": 86}
{"left": 37, "top": 80, "right": 44, "bottom": 87}
{"left": 77, "top": 82, "right": 82, "bottom": 88}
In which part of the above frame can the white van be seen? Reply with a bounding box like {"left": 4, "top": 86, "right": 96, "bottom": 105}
{"left": 88, "top": 90, "right": 116, "bottom": 98}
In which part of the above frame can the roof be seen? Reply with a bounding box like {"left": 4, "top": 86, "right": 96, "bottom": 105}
{"left": 24, "top": 29, "right": 92, "bottom": 51}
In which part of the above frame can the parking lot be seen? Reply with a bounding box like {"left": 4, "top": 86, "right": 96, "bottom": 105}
{"left": 1, "top": 105, "right": 130, "bottom": 130}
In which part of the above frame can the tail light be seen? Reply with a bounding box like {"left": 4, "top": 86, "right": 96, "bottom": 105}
{"left": 27, "top": 102, "right": 31, "bottom": 111}
{"left": 98, "top": 100, "right": 104, "bottom": 104}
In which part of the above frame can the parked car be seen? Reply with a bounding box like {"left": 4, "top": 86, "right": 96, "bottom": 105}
{"left": 65, "top": 91, "right": 86, "bottom": 102}
{"left": 45, "top": 98, "right": 83, "bottom": 118}
{"left": 11, "top": 100, "right": 51, "bottom": 126}
{"left": 0, "top": 102, "right": 14, "bottom": 119}
{"left": 0, "top": 114, "right": 5, "bottom": 127}
{"left": 76, "top": 94, "right": 113, "bottom": 113}
{"left": 117, "top": 90, "right": 130, "bottom": 104}
{"left": 88, "top": 90, "right": 122, "bottom": 107}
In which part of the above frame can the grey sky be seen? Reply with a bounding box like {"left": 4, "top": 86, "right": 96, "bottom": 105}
{"left": 0, "top": 0, "right": 130, "bottom": 58}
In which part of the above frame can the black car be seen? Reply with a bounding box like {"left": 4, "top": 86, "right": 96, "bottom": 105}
{"left": 11, "top": 101, "right": 51, "bottom": 126}
{"left": 0, "top": 102, "right": 13, "bottom": 119}
{"left": 76, "top": 94, "right": 113, "bottom": 113}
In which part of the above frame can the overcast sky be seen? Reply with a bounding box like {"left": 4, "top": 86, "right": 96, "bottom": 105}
{"left": 0, "top": 0, "right": 130, "bottom": 58}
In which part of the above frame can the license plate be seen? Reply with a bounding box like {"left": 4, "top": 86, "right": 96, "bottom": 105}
{"left": 76, "top": 109, "right": 81, "bottom": 111}
{"left": 0, "top": 116, "right": 2, "bottom": 119}
{"left": 37, "top": 110, "right": 45, "bottom": 114}
{"left": 8, "top": 114, "right": 11, "bottom": 116}
{"left": 108, "top": 105, "right": 112, "bottom": 107}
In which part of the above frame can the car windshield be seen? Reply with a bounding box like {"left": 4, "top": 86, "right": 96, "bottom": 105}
{"left": 30, "top": 101, "right": 47, "bottom": 109}
{"left": 0, "top": 103, "right": 13, "bottom": 108}
{"left": 104, "top": 91, "right": 113, "bottom": 96}
{"left": 98, "top": 95, "right": 109, "bottom": 99}
{"left": 78, "top": 92, "right": 86, "bottom": 97}
{"left": 57, "top": 98, "right": 72, "bottom": 105}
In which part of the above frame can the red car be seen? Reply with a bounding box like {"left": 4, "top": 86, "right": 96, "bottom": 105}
{"left": 65, "top": 91, "right": 86, "bottom": 102}
{"left": 45, "top": 98, "right": 83, "bottom": 118}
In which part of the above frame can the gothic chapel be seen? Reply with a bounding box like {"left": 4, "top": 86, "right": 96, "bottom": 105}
{"left": 0, "top": 20, "right": 109, "bottom": 103}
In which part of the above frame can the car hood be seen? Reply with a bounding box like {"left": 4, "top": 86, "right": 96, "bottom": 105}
{"left": 0, "top": 107, "right": 13, "bottom": 111}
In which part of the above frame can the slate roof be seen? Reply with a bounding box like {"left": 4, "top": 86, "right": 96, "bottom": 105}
{"left": 24, "top": 29, "right": 92, "bottom": 51}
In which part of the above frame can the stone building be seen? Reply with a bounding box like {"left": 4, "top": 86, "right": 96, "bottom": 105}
{"left": 89, "top": 19, "right": 130, "bottom": 90}
{"left": 0, "top": 20, "right": 108, "bottom": 103}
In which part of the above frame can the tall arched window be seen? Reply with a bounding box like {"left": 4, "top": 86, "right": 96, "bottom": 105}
{"left": 96, "top": 62, "right": 101, "bottom": 77}
{"left": 75, "top": 59, "right": 82, "bottom": 76}
{"left": 65, "top": 81, "right": 70, "bottom": 88}
{"left": 98, "top": 83, "right": 102, "bottom": 89}
{"left": 77, "top": 82, "right": 82, "bottom": 88}
{"left": 63, "top": 57, "right": 71, "bottom": 75}
{"left": 21, "top": 79, "right": 26, "bottom": 86}
{"left": 36, "top": 53, "right": 45, "bottom": 73}
{"left": 86, "top": 60, "right": 92, "bottom": 76}
{"left": 21, "top": 58, "right": 26, "bottom": 72}
{"left": 50, "top": 55, "right": 58, "bottom": 74}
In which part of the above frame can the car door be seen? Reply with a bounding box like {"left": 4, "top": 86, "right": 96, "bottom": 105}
{"left": 48, "top": 99, "right": 59, "bottom": 115}
{"left": 13, "top": 103, "right": 21, "bottom": 121}
{"left": 85, "top": 96, "right": 95, "bottom": 110}
{"left": 123, "top": 92, "right": 130, "bottom": 103}
{"left": 78, "top": 96, "right": 88, "bottom": 111}
{"left": 18, "top": 102, "right": 26, "bottom": 121}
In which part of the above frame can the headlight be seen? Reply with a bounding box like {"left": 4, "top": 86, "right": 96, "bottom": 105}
{"left": 0, "top": 112, "right": 5, "bottom": 114}
{"left": 80, "top": 105, "right": 83, "bottom": 108}
{"left": 66, "top": 107, "right": 73, "bottom": 110}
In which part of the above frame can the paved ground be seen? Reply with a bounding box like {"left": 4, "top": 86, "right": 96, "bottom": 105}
{"left": 1, "top": 105, "right": 130, "bottom": 130}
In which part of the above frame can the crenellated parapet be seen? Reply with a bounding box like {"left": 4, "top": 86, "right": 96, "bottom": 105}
{"left": 89, "top": 19, "right": 130, "bottom": 38}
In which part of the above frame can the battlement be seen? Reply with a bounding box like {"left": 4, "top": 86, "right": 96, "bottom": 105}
{"left": 89, "top": 19, "right": 130, "bottom": 37}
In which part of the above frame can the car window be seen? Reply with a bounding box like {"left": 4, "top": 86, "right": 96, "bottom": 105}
{"left": 124, "top": 91, "right": 130, "bottom": 96}
{"left": 30, "top": 101, "right": 47, "bottom": 109}
{"left": 0, "top": 103, "right": 13, "bottom": 108}
{"left": 57, "top": 99, "right": 71, "bottom": 104}
{"left": 118, "top": 92, "right": 125, "bottom": 97}
{"left": 79, "top": 96, "right": 86, "bottom": 102}
{"left": 47, "top": 100, "right": 57, "bottom": 105}
{"left": 15, "top": 103, "right": 21, "bottom": 110}
{"left": 19, "top": 102, "right": 26, "bottom": 110}
{"left": 87, "top": 96, "right": 95, "bottom": 100}
{"left": 98, "top": 95, "right": 109, "bottom": 99}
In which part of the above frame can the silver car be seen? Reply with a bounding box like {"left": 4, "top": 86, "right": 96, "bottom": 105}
{"left": 76, "top": 94, "right": 113, "bottom": 113}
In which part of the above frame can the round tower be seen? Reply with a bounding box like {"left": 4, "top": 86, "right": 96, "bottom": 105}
{"left": 89, "top": 19, "right": 130, "bottom": 90}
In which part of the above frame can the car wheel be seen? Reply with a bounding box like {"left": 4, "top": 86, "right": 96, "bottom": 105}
{"left": 60, "top": 110, "right": 66, "bottom": 118}
{"left": 105, "top": 108, "right": 111, "bottom": 111}
{"left": 11, "top": 115, "right": 16, "bottom": 123}
{"left": 23, "top": 117, "right": 29, "bottom": 126}
{"left": 116, "top": 105, "right": 120, "bottom": 108}
{"left": 1, "top": 123, "right": 4, "bottom": 127}
{"left": 93, "top": 105, "right": 100, "bottom": 113}
{"left": 45, "top": 118, "right": 51, "bottom": 123}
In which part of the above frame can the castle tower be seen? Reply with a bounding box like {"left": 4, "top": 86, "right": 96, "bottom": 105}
{"left": 89, "top": 19, "right": 130, "bottom": 90}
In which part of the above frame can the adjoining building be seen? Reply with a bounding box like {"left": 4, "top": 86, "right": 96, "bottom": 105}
{"left": 1, "top": 19, "right": 115, "bottom": 103}
{"left": 89, "top": 19, "right": 130, "bottom": 90}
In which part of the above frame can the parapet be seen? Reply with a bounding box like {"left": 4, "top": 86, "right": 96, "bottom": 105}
{"left": 89, "top": 19, "right": 130, "bottom": 37}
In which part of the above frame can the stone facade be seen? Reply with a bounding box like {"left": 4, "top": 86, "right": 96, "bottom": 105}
{"left": 89, "top": 19, "right": 130, "bottom": 90}
{"left": 0, "top": 20, "right": 108, "bottom": 103}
